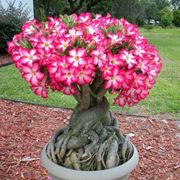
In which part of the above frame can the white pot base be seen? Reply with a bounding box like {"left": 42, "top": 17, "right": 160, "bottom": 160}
{"left": 41, "top": 143, "right": 139, "bottom": 180}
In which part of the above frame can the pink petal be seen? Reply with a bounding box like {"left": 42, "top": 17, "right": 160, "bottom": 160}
{"left": 84, "top": 76, "right": 91, "bottom": 83}
{"left": 36, "top": 72, "right": 44, "bottom": 80}
{"left": 79, "top": 58, "right": 86, "bottom": 65}
{"left": 116, "top": 75, "right": 124, "bottom": 83}
{"left": 37, "top": 44, "right": 45, "bottom": 49}
{"left": 54, "top": 72, "right": 61, "bottom": 82}
{"left": 77, "top": 77, "right": 84, "bottom": 84}
{"left": 30, "top": 49, "right": 36, "bottom": 55}
{"left": 22, "top": 49, "right": 30, "bottom": 57}
{"left": 40, "top": 36, "right": 47, "bottom": 43}
{"left": 20, "top": 57, "right": 29, "bottom": 64}
{"left": 31, "top": 76, "right": 39, "bottom": 85}
{"left": 77, "top": 49, "right": 86, "bottom": 57}
{"left": 49, "top": 66, "right": 57, "bottom": 74}
{"left": 12, "top": 55, "right": 21, "bottom": 61}
{"left": 22, "top": 66, "right": 31, "bottom": 73}
{"left": 104, "top": 81, "right": 112, "bottom": 89}
{"left": 67, "top": 57, "right": 75, "bottom": 63}
{"left": 66, "top": 78, "right": 72, "bottom": 86}
{"left": 112, "top": 80, "right": 119, "bottom": 89}
{"left": 32, "top": 63, "right": 39, "bottom": 71}
{"left": 69, "top": 49, "right": 77, "bottom": 56}
{"left": 23, "top": 73, "right": 32, "bottom": 81}
{"left": 113, "top": 68, "right": 119, "bottom": 75}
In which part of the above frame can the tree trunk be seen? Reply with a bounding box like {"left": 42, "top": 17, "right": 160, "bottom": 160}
{"left": 46, "top": 96, "right": 133, "bottom": 170}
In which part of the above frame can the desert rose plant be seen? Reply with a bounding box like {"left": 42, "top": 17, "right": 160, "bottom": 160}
{"left": 8, "top": 13, "right": 162, "bottom": 170}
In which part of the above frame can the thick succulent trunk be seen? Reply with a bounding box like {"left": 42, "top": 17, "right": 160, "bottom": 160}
{"left": 46, "top": 96, "right": 133, "bottom": 171}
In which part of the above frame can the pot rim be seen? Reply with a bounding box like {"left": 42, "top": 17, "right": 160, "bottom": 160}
{"left": 41, "top": 142, "right": 139, "bottom": 180}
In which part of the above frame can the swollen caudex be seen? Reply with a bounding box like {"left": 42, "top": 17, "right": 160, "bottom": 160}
{"left": 46, "top": 99, "right": 133, "bottom": 171}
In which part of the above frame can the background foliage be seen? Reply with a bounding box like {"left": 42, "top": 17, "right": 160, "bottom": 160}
{"left": 33, "top": 0, "right": 180, "bottom": 28}
{"left": 0, "top": 0, "right": 30, "bottom": 54}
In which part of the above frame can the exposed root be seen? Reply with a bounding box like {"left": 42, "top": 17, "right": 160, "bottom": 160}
{"left": 46, "top": 99, "right": 133, "bottom": 170}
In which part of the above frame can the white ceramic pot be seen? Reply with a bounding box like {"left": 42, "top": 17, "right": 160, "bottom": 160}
{"left": 41, "top": 143, "right": 139, "bottom": 180}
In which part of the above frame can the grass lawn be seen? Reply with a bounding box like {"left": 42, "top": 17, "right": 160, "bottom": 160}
{"left": 0, "top": 27, "right": 180, "bottom": 118}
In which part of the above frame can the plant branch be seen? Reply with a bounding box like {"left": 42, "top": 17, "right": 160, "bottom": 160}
{"left": 77, "top": 85, "right": 91, "bottom": 111}
{"left": 73, "top": 84, "right": 82, "bottom": 103}
{"left": 87, "top": 85, "right": 97, "bottom": 98}
{"left": 97, "top": 88, "right": 107, "bottom": 103}
{"left": 91, "top": 70, "right": 104, "bottom": 92}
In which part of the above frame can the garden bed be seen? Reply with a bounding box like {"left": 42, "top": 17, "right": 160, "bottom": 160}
{"left": 0, "top": 55, "right": 13, "bottom": 67}
{"left": 0, "top": 99, "right": 179, "bottom": 179}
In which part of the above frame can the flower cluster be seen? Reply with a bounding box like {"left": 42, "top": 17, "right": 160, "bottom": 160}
{"left": 8, "top": 13, "right": 162, "bottom": 106}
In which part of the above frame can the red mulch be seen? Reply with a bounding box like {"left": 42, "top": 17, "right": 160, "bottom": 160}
{"left": 0, "top": 55, "right": 12, "bottom": 66}
{"left": 0, "top": 100, "right": 179, "bottom": 180}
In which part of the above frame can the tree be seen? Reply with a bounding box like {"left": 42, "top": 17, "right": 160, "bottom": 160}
{"left": 155, "top": 0, "right": 170, "bottom": 10}
{"left": 34, "top": 0, "right": 111, "bottom": 21}
{"left": 111, "top": 0, "right": 141, "bottom": 23}
{"left": 173, "top": 9, "right": 180, "bottom": 26}
{"left": 8, "top": 14, "right": 162, "bottom": 170}
{"left": 136, "top": 0, "right": 158, "bottom": 24}
{"left": 171, "top": 0, "right": 180, "bottom": 10}
{"left": 160, "top": 7, "right": 173, "bottom": 27}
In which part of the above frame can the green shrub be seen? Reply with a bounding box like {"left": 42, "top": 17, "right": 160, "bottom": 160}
{"left": 0, "top": 23, "right": 18, "bottom": 54}
{"left": 144, "top": 24, "right": 154, "bottom": 31}
{"left": 159, "top": 7, "right": 173, "bottom": 28}
{"left": 173, "top": 10, "right": 180, "bottom": 27}
{"left": 0, "top": 0, "right": 30, "bottom": 54}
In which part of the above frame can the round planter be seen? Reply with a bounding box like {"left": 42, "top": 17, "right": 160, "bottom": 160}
{"left": 41, "top": 143, "right": 139, "bottom": 180}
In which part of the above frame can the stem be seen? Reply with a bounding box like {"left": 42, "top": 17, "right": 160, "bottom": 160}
{"left": 73, "top": 84, "right": 82, "bottom": 103}
{"left": 97, "top": 88, "right": 107, "bottom": 104}
{"left": 76, "top": 85, "right": 91, "bottom": 111}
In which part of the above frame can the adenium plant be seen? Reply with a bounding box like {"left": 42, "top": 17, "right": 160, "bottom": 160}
{"left": 8, "top": 13, "right": 162, "bottom": 170}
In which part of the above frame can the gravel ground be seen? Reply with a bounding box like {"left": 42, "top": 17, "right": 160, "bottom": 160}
{"left": 0, "top": 99, "right": 179, "bottom": 180}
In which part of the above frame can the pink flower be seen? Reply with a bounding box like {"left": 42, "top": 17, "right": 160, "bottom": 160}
{"left": 115, "top": 95, "right": 127, "bottom": 106}
{"left": 63, "top": 86, "right": 76, "bottom": 95}
{"left": 107, "top": 53, "right": 123, "bottom": 66}
{"left": 36, "top": 36, "right": 54, "bottom": 52}
{"left": 22, "top": 20, "right": 38, "bottom": 35}
{"left": 7, "top": 41, "right": 16, "bottom": 54}
{"left": 120, "top": 50, "right": 137, "bottom": 69}
{"left": 136, "top": 88, "right": 149, "bottom": 100}
{"left": 12, "top": 47, "right": 24, "bottom": 62}
{"left": 68, "top": 48, "right": 86, "bottom": 67}
{"left": 120, "top": 70, "right": 134, "bottom": 90}
{"left": 104, "top": 68, "right": 125, "bottom": 90}
{"left": 136, "top": 58, "right": 149, "bottom": 74}
{"left": 56, "top": 37, "right": 71, "bottom": 51}
{"left": 86, "top": 25, "right": 96, "bottom": 35}
{"left": 7, "top": 14, "right": 162, "bottom": 104}
{"left": 108, "top": 32, "right": 124, "bottom": 44}
{"left": 48, "top": 56, "right": 68, "bottom": 74}
{"left": 91, "top": 48, "right": 106, "bottom": 66}
{"left": 19, "top": 48, "right": 39, "bottom": 66}
{"left": 133, "top": 74, "right": 147, "bottom": 88}
{"left": 61, "top": 68, "right": 77, "bottom": 86}
{"left": 22, "top": 63, "right": 44, "bottom": 86}
{"left": 67, "top": 28, "right": 83, "bottom": 38}
{"left": 101, "top": 65, "right": 114, "bottom": 78}
{"left": 79, "top": 13, "right": 92, "bottom": 23}
{"left": 76, "top": 68, "right": 93, "bottom": 85}
{"left": 31, "top": 85, "right": 48, "bottom": 98}
{"left": 146, "top": 78, "right": 156, "bottom": 89}
{"left": 133, "top": 45, "right": 146, "bottom": 58}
